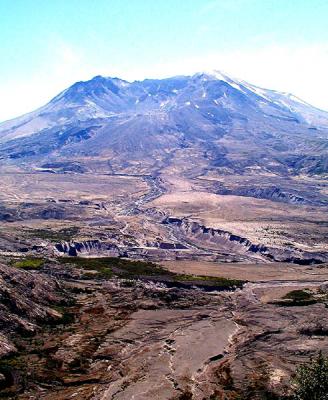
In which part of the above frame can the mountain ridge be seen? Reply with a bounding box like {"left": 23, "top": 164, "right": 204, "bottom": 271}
{"left": 0, "top": 71, "right": 327, "bottom": 176}
{"left": 1, "top": 71, "right": 328, "bottom": 133}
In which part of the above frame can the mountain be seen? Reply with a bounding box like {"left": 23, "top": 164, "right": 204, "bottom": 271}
{"left": 1, "top": 71, "right": 328, "bottom": 400}
{"left": 0, "top": 71, "right": 327, "bottom": 176}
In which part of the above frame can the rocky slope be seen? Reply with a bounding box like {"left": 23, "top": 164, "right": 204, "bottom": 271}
{"left": 162, "top": 217, "right": 328, "bottom": 264}
{"left": 0, "top": 263, "right": 67, "bottom": 354}
{"left": 1, "top": 259, "right": 328, "bottom": 399}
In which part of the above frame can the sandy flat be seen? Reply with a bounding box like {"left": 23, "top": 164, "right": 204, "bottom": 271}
{"left": 162, "top": 260, "right": 328, "bottom": 282}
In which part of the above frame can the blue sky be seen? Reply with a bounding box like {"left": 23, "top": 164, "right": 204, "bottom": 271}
{"left": 1, "top": 0, "right": 328, "bottom": 120}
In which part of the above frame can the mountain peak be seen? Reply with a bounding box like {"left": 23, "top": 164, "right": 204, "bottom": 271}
{"left": 50, "top": 75, "right": 129, "bottom": 107}
{"left": 0, "top": 71, "right": 327, "bottom": 149}
{"left": 194, "top": 70, "right": 238, "bottom": 84}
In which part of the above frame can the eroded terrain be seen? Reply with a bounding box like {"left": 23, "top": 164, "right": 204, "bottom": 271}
{"left": 0, "top": 167, "right": 327, "bottom": 265}
{"left": 0, "top": 123, "right": 327, "bottom": 399}
{"left": 0, "top": 258, "right": 328, "bottom": 399}
{"left": 0, "top": 71, "right": 328, "bottom": 399}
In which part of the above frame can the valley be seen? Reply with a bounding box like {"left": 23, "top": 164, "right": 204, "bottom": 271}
{"left": 0, "top": 167, "right": 326, "bottom": 264}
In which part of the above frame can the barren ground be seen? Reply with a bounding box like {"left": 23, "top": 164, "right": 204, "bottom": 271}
{"left": 163, "top": 260, "right": 328, "bottom": 282}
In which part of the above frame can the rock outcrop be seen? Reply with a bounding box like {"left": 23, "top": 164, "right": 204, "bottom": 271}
{"left": 0, "top": 263, "right": 64, "bottom": 351}
{"left": 219, "top": 186, "right": 308, "bottom": 205}
{"left": 55, "top": 240, "right": 120, "bottom": 257}
{"left": 163, "top": 216, "right": 328, "bottom": 264}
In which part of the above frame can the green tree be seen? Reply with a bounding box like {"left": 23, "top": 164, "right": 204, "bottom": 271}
{"left": 293, "top": 352, "right": 328, "bottom": 400}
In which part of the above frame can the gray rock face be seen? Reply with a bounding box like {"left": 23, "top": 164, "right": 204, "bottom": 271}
{"left": 219, "top": 186, "right": 308, "bottom": 205}
{"left": 0, "top": 264, "right": 63, "bottom": 335}
{"left": 162, "top": 217, "right": 328, "bottom": 264}
{"left": 0, "top": 263, "right": 67, "bottom": 363}
{"left": 0, "top": 334, "right": 16, "bottom": 358}
{"left": 55, "top": 240, "right": 120, "bottom": 257}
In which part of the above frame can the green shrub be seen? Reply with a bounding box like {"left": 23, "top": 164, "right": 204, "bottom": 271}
{"left": 173, "top": 274, "right": 245, "bottom": 289}
{"left": 13, "top": 258, "right": 45, "bottom": 270}
{"left": 293, "top": 352, "right": 328, "bottom": 399}
{"left": 60, "top": 257, "right": 167, "bottom": 279}
{"left": 283, "top": 290, "right": 312, "bottom": 301}
{"left": 27, "top": 227, "right": 79, "bottom": 241}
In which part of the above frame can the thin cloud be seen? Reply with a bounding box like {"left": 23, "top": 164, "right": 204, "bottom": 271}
{"left": 0, "top": 40, "right": 100, "bottom": 121}
{"left": 121, "top": 43, "right": 328, "bottom": 111}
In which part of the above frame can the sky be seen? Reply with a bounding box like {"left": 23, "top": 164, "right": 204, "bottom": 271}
{"left": 0, "top": 0, "right": 328, "bottom": 121}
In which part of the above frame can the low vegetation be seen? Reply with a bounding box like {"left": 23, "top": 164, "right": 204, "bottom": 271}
{"left": 271, "top": 289, "right": 318, "bottom": 307}
{"left": 12, "top": 257, "right": 45, "bottom": 270}
{"left": 59, "top": 257, "right": 114, "bottom": 279}
{"left": 59, "top": 256, "right": 246, "bottom": 289}
{"left": 59, "top": 256, "right": 167, "bottom": 279}
{"left": 213, "top": 353, "right": 328, "bottom": 399}
{"left": 283, "top": 289, "right": 312, "bottom": 301}
{"left": 172, "top": 274, "right": 245, "bottom": 289}
{"left": 26, "top": 227, "right": 79, "bottom": 242}
{"left": 293, "top": 352, "right": 328, "bottom": 399}
{"left": 5, "top": 254, "right": 246, "bottom": 290}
